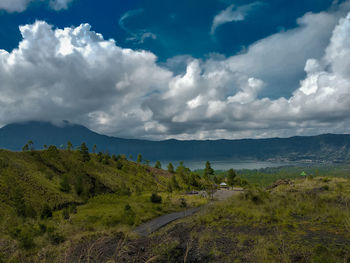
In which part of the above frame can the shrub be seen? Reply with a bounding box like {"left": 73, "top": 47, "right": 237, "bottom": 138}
{"left": 38, "top": 223, "right": 47, "bottom": 234}
{"left": 122, "top": 204, "right": 136, "bottom": 225}
{"left": 14, "top": 226, "right": 35, "bottom": 249}
{"left": 150, "top": 193, "right": 162, "bottom": 203}
{"left": 179, "top": 198, "right": 187, "bottom": 208}
{"left": 47, "top": 227, "right": 64, "bottom": 244}
{"left": 60, "top": 174, "right": 71, "bottom": 192}
{"left": 321, "top": 185, "right": 329, "bottom": 191}
{"left": 0, "top": 157, "right": 9, "bottom": 169}
{"left": 62, "top": 208, "right": 70, "bottom": 220}
{"left": 116, "top": 160, "right": 123, "bottom": 170}
{"left": 40, "top": 204, "right": 52, "bottom": 219}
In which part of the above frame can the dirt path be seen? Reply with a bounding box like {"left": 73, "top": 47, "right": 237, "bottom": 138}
{"left": 133, "top": 188, "right": 243, "bottom": 236}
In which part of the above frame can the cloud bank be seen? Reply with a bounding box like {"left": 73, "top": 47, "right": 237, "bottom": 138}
{"left": 0, "top": 0, "right": 72, "bottom": 12}
{"left": 1, "top": 6, "right": 350, "bottom": 140}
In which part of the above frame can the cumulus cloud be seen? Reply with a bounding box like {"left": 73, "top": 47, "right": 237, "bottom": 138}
{"left": 0, "top": 21, "right": 171, "bottom": 138}
{"left": 211, "top": 2, "right": 263, "bottom": 35}
{"left": 2, "top": 6, "right": 350, "bottom": 140}
{"left": 0, "top": 0, "right": 72, "bottom": 12}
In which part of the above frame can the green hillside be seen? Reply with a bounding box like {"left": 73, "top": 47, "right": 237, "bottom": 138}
{"left": 0, "top": 147, "right": 207, "bottom": 262}
{"left": 134, "top": 177, "right": 350, "bottom": 262}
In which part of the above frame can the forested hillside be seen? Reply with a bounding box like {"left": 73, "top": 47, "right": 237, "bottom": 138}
{"left": 0, "top": 147, "right": 207, "bottom": 262}
{"left": 2, "top": 121, "right": 350, "bottom": 162}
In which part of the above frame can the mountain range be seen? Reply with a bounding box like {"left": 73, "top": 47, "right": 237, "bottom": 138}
{"left": 1, "top": 121, "right": 350, "bottom": 163}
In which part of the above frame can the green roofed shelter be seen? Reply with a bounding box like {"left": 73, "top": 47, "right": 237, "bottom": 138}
{"left": 300, "top": 171, "right": 307, "bottom": 176}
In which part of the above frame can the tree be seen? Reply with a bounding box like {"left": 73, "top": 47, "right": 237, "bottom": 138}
{"left": 167, "top": 162, "right": 174, "bottom": 173}
{"left": 79, "top": 142, "right": 90, "bottom": 162}
{"left": 22, "top": 144, "right": 29, "bottom": 152}
{"left": 137, "top": 154, "right": 142, "bottom": 163}
{"left": 227, "top": 168, "right": 236, "bottom": 186}
{"left": 67, "top": 141, "right": 73, "bottom": 151}
{"left": 204, "top": 161, "right": 214, "bottom": 180}
{"left": 189, "top": 173, "right": 200, "bottom": 187}
{"left": 27, "top": 140, "right": 34, "bottom": 151}
{"left": 155, "top": 160, "right": 162, "bottom": 169}
{"left": 213, "top": 175, "right": 220, "bottom": 184}
{"left": 171, "top": 174, "right": 180, "bottom": 190}
{"left": 92, "top": 144, "right": 97, "bottom": 154}
{"left": 102, "top": 153, "right": 110, "bottom": 165}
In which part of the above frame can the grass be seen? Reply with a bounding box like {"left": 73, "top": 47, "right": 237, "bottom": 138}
{"left": 0, "top": 148, "right": 208, "bottom": 262}
{"left": 147, "top": 176, "right": 350, "bottom": 262}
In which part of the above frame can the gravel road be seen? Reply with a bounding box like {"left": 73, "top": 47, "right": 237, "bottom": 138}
{"left": 134, "top": 188, "right": 244, "bottom": 237}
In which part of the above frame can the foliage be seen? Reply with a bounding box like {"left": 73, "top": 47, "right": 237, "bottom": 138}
{"left": 204, "top": 161, "right": 214, "bottom": 180}
{"left": 79, "top": 142, "right": 90, "bottom": 162}
{"left": 167, "top": 162, "right": 174, "bottom": 173}
{"left": 150, "top": 177, "right": 350, "bottom": 262}
{"left": 67, "top": 141, "right": 73, "bottom": 151}
{"left": 137, "top": 153, "right": 142, "bottom": 163}
{"left": 227, "top": 168, "right": 236, "bottom": 186}
{"left": 155, "top": 160, "right": 162, "bottom": 169}
{"left": 41, "top": 204, "right": 53, "bottom": 219}
{"left": 0, "top": 148, "right": 207, "bottom": 262}
{"left": 150, "top": 193, "right": 162, "bottom": 203}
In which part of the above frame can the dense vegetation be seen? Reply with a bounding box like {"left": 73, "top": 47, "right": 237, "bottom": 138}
{"left": 3, "top": 142, "right": 350, "bottom": 262}
{"left": 0, "top": 146, "right": 208, "bottom": 262}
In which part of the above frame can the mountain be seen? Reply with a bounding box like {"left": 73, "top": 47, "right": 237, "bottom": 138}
{"left": 1, "top": 121, "right": 350, "bottom": 162}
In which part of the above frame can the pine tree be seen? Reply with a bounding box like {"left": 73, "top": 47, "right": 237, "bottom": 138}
{"left": 227, "top": 168, "right": 236, "bottom": 186}
{"left": 167, "top": 162, "right": 174, "bottom": 173}
{"left": 67, "top": 141, "right": 73, "bottom": 151}
{"left": 171, "top": 174, "right": 180, "bottom": 190}
{"left": 204, "top": 161, "right": 214, "bottom": 180}
{"left": 79, "top": 142, "right": 90, "bottom": 162}
{"left": 155, "top": 160, "right": 162, "bottom": 169}
{"left": 137, "top": 154, "right": 142, "bottom": 163}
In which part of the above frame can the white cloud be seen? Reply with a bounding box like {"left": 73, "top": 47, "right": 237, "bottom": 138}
{"left": 119, "top": 8, "right": 157, "bottom": 44}
{"left": 211, "top": 2, "right": 263, "bottom": 35}
{"left": 0, "top": 21, "right": 171, "bottom": 138}
{"left": 2, "top": 5, "right": 350, "bottom": 140}
{"left": 0, "top": 0, "right": 32, "bottom": 12}
{"left": 49, "top": 0, "right": 73, "bottom": 10}
{"left": 0, "top": 0, "right": 72, "bottom": 12}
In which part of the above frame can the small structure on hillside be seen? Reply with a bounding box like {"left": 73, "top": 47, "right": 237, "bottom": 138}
{"left": 220, "top": 182, "right": 228, "bottom": 189}
{"left": 300, "top": 171, "right": 307, "bottom": 177}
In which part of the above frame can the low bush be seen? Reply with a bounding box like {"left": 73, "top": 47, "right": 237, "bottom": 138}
{"left": 150, "top": 193, "right": 162, "bottom": 203}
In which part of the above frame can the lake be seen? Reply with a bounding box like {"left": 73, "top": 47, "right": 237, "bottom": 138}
{"left": 153, "top": 160, "right": 289, "bottom": 171}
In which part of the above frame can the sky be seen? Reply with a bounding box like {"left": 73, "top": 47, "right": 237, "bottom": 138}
{"left": 1, "top": 0, "right": 350, "bottom": 140}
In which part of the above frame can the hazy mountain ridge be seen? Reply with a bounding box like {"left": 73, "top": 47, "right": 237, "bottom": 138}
{"left": 1, "top": 121, "right": 350, "bottom": 162}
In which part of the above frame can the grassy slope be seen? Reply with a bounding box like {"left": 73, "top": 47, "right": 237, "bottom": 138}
{"left": 0, "top": 149, "right": 207, "bottom": 262}
{"left": 142, "top": 177, "right": 350, "bottom": 263}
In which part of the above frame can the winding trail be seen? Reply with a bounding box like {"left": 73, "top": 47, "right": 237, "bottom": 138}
{"left": 133, "top": 188, "right": 244, "bottom": 236}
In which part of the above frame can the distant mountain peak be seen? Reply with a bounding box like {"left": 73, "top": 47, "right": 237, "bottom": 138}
{"left": 1, "top": 121, "right": 350, "bottom": 162}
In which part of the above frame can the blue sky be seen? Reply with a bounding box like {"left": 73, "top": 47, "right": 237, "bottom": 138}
{"left": 1, "top": 0, "right": 350, "bottom": 139}
{"left": 0, "top": 0, "right": 340, "bottom": 61}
